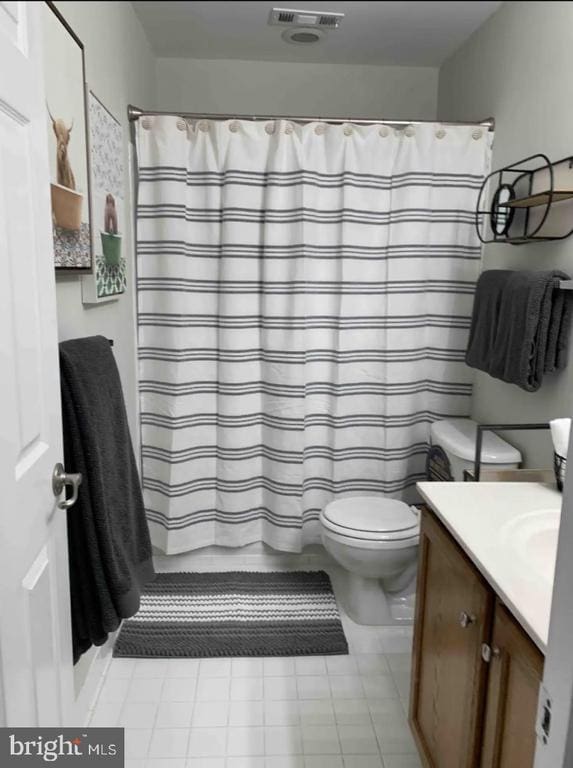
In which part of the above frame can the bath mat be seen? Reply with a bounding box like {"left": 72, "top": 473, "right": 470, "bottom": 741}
{"left": 113, "top": 570, "right": 348, "bottom": 658}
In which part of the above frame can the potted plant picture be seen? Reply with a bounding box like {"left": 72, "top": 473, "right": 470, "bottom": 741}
{"left": 101, "top": 193, "right": 122, "bottom": 266}
{"left": 48, "top": 108, "right": 84, "bottom": 231}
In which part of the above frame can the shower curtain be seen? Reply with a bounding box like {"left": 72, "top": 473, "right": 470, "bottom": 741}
{"left": 136, "top": 117, "right": 491, "bottom": 554}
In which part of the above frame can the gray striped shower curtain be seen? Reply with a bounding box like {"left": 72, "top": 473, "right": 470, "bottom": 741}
{"left": 136, "top": 117, "right": 491, "bottom": 554}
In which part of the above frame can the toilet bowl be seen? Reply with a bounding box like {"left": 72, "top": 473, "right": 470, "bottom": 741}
{"left": 320, "top": 496, "right": 420, "bottom": 626}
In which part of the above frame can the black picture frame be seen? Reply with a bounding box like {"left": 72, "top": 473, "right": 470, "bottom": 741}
{"left": 43, "top": 1, "right": 93, "bottom": 272}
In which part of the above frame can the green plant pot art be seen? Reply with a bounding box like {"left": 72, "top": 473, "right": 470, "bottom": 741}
{"left": 101, "top": 232, "right": 122, "bottom": 267}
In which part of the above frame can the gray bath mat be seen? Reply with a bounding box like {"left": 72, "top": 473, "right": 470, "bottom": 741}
{"left": 113, "top": 570, "right": 348, "bottom": 658}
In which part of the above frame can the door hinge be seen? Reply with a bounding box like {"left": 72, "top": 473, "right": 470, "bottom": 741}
{"left": 536, "top": 686, "right": 552, "bottom": 745}
{"left": 481, "top": 643, "right": 500, "bottom": 663}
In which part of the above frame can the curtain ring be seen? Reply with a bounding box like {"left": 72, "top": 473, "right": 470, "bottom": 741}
{"left": 404, "top": 125, "right": 416, "bottom": 137}
{"left": 141, "top": 117, "right": 152, "bottom": 130}
{"left": 379, "top": 126, "right": 389, "bottom": 138}
{"left": 229, "top": 120, "right": 240, "bottom": 133}
{"left": 176, "top": 118, "right": 187, "bottom": 131}
{"left": 314, "top": 123, "right": 327, "bottom": 136}
{"left": 265, "top": 121, "right": 276, "bottom": 135}
{"left": 472, "top": 128, "right": 483, "bottom": 140}
{"left": 284, "top": 122, "right": 294, "bottom": 135}
{"left": 198, "top": 120, "right": 210, "bottom": 133}
{"left": 435, "top": 127, "right": 446, "bottom": 139}
{"left": 343, "top": 124, "right": 353, "bottom": 136}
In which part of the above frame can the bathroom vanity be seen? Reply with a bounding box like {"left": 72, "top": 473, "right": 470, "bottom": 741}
{"left": 409, "top": 482, "right": 560, "bottom": 768}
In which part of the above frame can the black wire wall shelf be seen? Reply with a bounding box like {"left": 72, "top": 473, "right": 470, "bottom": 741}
{"left": 475, "top": 153, "right": 573, "bottom": 245}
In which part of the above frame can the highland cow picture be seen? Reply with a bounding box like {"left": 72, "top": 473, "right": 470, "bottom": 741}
{"left": 42, "top": 2, "right": 92, "bottom": 270}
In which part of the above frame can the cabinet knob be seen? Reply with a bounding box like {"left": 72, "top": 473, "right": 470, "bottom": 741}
{"left": 481, "top": 643, "right": 501, "bottom": 663}
{"left": 459, "top": 611, "right": 476, "bottom": 628}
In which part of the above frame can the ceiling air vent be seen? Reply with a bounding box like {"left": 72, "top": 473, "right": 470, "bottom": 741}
{"left": 268, "top": 7, "right": 345, "bottom": 29}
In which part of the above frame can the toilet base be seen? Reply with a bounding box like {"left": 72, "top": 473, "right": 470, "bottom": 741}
{"left": 339, "top": 573, "right": 397, "bottom": 626}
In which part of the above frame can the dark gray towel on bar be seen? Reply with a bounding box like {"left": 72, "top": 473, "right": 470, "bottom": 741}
{"left": 466, "top": 269, "right": 572, "bottom": 392}
{"left": 60, "top": 336, "right": 155, "bottom": 662}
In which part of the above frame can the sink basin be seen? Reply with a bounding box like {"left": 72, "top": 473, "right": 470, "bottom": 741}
{"left": 502, "top": 509, "right": 560, "bottom": 584}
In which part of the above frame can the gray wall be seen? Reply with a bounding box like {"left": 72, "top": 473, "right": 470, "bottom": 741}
{"left": 438, "top": 0, "right": 573, "bottom": 467}
{"left": 155, "top": 57, "right": 439, "bottom": 118}
{"left": 53, "top": 1, "right": 156, "bottom": 447}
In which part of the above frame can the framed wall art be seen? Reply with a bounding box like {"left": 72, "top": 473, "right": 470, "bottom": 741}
{"left": 42, "top": 1, "right": 92, "bottom": 271}
{"left": 82, "top": 92, "right": 127, "bottom": 304}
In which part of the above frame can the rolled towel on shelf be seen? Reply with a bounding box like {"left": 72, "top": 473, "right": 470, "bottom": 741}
{"left": 550, "top": 417, "right": 570, "bottom": 491}
{"left": 466, "top": 269, "right": 573, "bottom": 392}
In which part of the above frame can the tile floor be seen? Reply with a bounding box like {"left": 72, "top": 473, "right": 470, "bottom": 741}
{"left": 88, "top": 602, "right": 421, "bottom": 768}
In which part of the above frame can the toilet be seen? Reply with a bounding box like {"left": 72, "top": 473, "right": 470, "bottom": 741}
{"left": 320, "top": 496, "right": 420, "bottom": 626}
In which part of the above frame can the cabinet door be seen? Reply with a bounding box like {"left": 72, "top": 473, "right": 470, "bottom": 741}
{"left": 410, "top": 509, "right": 494, "bottom": 768}
{"left": 480, "top": 602, "right": 543, "bottom": 768}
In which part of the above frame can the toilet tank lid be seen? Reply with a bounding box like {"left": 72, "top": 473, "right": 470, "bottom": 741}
{"left": 323, "top": 497, "right": 419, "bottom": 535}
{"left": 430, "top": 419, "right": 522, "bottom": 464}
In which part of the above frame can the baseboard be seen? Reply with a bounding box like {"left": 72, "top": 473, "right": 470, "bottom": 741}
{"left": 70, "top": 630, "right": 118, "bottom": 726}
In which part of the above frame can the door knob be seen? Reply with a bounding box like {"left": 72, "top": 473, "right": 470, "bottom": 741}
{"left": 459, "top": 611, "right": 476, "bottom": 628}
{"left": 52, "top": 463, "right": 82, "bottom": 510}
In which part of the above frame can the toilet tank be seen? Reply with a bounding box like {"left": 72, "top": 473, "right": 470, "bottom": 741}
{"left": 428, "top": 418, "right": 522, "bottom": 481}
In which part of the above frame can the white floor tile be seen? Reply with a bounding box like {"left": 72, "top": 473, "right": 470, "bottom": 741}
{"left": 99, "top": 676, "right": 131, "bottom": 703}
{"left": 192, "top": 701, "right": 229, "bottom": 727}
{"left": 356, "top": 655, "right": 390, "bottom": 676}
{"left": 377, "top": 628, "right": 413, "bottom": 655}
{"left": 301, "top": 725, "right": 340, "bottom": 755}
{"left": 264, "top": 677, "right": 298, "bottom": 701}
{"left": 148, "top": 729, "right": 190, "bottom": 759}
{"left": 227, "top": 757, "right": 265, "bottom": 768}
{"left": 199, "top": 658, "right": 232, "bottom": 678}
{"left": 374, "top": 720, "right": 417, "bottom": 755}
{"left": 146, "top": 759, "right": 187, "bottom": 768}
{"left": 227, "top": 726, "right": 265, "bottom": 756}
{"left": 124, "top": 729, "right": 152, "bottom": 760}
{"left": 161, "top": 678, "right": 197, "bottom": 703}
{"left": 304, "top": 757, "right": 343, "bottom": 768}
{"left": 264, "top": 658, "right": 296, "bottom": 677}
{"left": 230, "top": 677, "right": 264, "bottom": 701}
{"left": 332, "top": 699, "right": 370, "bottom": 725}
{"left": 296, "top": 676, "right": 330, "bottom": 700}
{"left": 391, "top": 671, "right": 411, "bottom": 704}
{"left": 187, "top": 727, "right": 227, "bottom": 757}
{"left": 265, "top": 701, "right": 300, "bottom": 726}
{"left": 155, "top": 702, "right": 194, "bottom": 729}
{"left": 361, "top": 675, "right": 398, "bottom": 700}
{"left": 134, "top": 660, "right": 169, "bottom": 678}
{"left": 367, "top": 699, "right": 405, "bottom": 726}
{"left": 232, "top": 658, "right": 264, "bottom": 677}
{"left": 90, "top": 700, "right": 123, "bottom": 727}
{"left": 124, "top": 760, "right": 145, "bottom": 768}
{"left": 186, "top": 758, "right": 225, "bottom": 768}
{"left": 107, "top": 658, "right": 136, "bottom": 679}
{"left": 325, "top": 656, "right": 358, "bottom": 676}
{"left": 164, "top": 660, "right": 200, "bottom": 678}
{"left": 338, "top": 724, "right": 378, "bottom": 755}
{"left": 297, "top": 700, "right": 334, "bottom": 726}
{"left": 120, "top": 701, "right": 159, "bottom": 729}
{"left": 229, "top": 701, "right": 265, "bottom": 727}
{"left": 264, "top": 726, "right": 303, "bottom": 755}
{"left": 295, "top": 657, "right": 326, "bottom": 676}
{"left": 329, "top": 675, "right": 364, "bottom": 699}
{"left": 196, "top": 677, "right": 230, "bottom": 701}
{"left": 265, "top": 757, "right": 304, "bottom": 768}
{"left": 342, "top": 757, "right": 384, "bottom": 768}
{"left": 127, "top": 678, "right": 165, "bottom": 703}
{"left": 385, "top": 654, "right": 411, "bottom": 676}
{"left": 381, "top": 756, "right": 422, "bottom": 768}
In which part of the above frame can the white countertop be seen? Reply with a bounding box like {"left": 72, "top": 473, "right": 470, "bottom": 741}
{"left": 416, "top": 481, "right": 563, "bottom": 653}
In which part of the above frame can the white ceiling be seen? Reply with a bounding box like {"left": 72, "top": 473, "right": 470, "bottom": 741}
{"left": 131, "top": 1, "right": 502, "bottom": 66}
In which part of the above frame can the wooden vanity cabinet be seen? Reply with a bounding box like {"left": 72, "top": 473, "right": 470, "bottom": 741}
{"left": 409, "top": 507, "right": 544, "bottom": 768}
{"left": 480, "top": 603, "right": 544, "bottom": 768}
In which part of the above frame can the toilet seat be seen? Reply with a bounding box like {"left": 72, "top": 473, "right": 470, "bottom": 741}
{"left": 321, "top": 496, "right": 420, "bottom": 544}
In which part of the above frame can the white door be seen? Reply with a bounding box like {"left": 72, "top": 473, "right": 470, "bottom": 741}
{"left": 0, "top": 1, "right": 74, "bottom": 726}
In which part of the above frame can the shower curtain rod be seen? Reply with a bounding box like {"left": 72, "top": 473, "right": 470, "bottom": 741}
{"left": 127, "top": 104, "right": 495, "bottom": 132}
